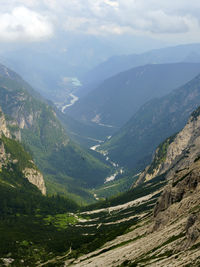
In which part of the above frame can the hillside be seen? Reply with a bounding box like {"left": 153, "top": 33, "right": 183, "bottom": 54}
{"left": 67, "top": 62, "right": 200, "bottom": 129}
{"left": 0, "top": 64, "right": 111, "bottom": 202}
{"left": 101, "top": 73, "right": 200, "bottom": 171}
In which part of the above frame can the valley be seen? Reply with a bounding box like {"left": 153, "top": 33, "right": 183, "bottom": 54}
{"left": 1, "top": 40, "right": 200, "bottom": 267}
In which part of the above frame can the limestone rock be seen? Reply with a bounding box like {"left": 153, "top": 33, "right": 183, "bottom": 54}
{"left": 135, "top": 110, "right": 200, "bottom": 185}
{"left": 0, "top": 108, "right": 10, "bottom": 138}
{"left": 23, "top": 168, "right": 46, "bottom": 195}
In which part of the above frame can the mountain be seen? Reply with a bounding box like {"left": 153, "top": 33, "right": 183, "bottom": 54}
{"left": 100, "top": 73, "right": 200, "bottom": 171}
{"left": 0, "top": 64, "right": 111, "bottom": 201}
{"left": 67, "top": 62, "right": 200, "bottom": 130}
{"left": 0, "top": 108, "right": 81, "bottom": 265}
{"left": 66, "top": 105, "right": 200, "bottom": 267}
{"left": 0, "top": 107, "right": 46, "bottom": 194}
{"left": 135, "top": 106, "right": 200, "bottom": 186}
{"left": 83, "top": 43, "right": 200, "bottom": 89}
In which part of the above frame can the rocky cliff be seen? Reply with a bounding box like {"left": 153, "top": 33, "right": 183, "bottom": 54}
{"left": 0, "top": 107, "right": 11, "bottom": 138}
{"left": 0, "top": 108, "right": 46, "bottom": 195}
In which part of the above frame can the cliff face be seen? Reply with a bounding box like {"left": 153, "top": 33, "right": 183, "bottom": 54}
{"left": 23, "top": 168, "right": 46, "bottom": 195}
{"left": 152, "top": 156, "right": 200, "bottom": 255}
{"left": 0, "top": 108, "right": 11, "bottom": 138}
{"left": 0, "top": 108, "right": 46, "bottom": 195}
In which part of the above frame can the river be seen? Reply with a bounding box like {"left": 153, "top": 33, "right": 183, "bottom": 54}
{"left": 61, "top": 93, "right": 79, "bottom": 113}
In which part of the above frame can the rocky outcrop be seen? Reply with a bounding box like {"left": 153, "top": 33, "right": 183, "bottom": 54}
{"left": 0, "top": 108, "right": 11, "bottom": 138}
{"left": 153, "top": 156, "right": 200, "bottom": 237}
{"left": 135, "top": 108, "right": 200, "bottom": 186}
{"left": 23, "top": 168, "right": 46, "bottom": 195}
{"left": 0, "top": 107, "right": 46, "bottom": 195}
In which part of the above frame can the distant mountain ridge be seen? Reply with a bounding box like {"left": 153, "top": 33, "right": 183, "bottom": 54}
{"left": 83, "top": 43, "right": 200, "bottom": 88}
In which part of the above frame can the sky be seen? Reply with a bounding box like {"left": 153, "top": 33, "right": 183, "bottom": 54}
{"left": 1, "top": 0, "right": 200, "bottom": 45}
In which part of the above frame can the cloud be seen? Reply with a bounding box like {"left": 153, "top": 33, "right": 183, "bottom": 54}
{"left": 53, "top": 0, "right": 200, "bottom": 40}
{"left": 0, "top": 6, "right": 53, "bottom": 42}
{"left": 1, "top": 0, "right": 200, "bottom": 43}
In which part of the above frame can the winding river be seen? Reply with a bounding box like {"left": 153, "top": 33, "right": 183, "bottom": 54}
{"left": 61, "top": 93, "right": 79, "bottom": 113}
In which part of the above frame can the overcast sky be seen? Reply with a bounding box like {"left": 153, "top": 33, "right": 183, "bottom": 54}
{"left": 1, "top": 0, "right": 200, "bottom": 45}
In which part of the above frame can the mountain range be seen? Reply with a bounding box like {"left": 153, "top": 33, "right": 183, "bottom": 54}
{"left": 83, "top": 43, "right": 200, "bottom": 89}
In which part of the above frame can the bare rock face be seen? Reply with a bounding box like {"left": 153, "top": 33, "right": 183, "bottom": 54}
{"left": 153, "top": 159, "right": 200, "bottom": 234}
{"left": 0, "top": 108, "right": 11, "bottom": 138}
{"left": 23, "top": 168, "right": 46, "bottom": 195}
{"left": 153, "top": 186, "right": 184, "bottom": 217}
{"left": 0, "top": 107, "right": 46, "bottom": 195}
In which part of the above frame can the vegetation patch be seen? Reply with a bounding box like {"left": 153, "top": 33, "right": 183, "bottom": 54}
{"left": 43, "top": 213, "right": 81, "bottom": 229}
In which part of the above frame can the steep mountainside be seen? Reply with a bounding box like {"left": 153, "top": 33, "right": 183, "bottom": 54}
{"left": 0, "top": 107, "right": 46, "bottom": 194}
{"left": 83, "top": 43, "right": 200, "bottom": 88}
{"left": 65, "top": 106, "right": 200, "bottom": 267}
{"left": 101, "top": 73, "right": 200, "bottom": 171}
{"left": 67, "top": 62, "right": 200, "bottom": 128}
{"left": 0, "top": 64, "right": 111, "bottom": 201}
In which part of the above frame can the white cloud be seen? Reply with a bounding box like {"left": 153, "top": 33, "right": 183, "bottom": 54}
{"left": 0, "top": 6, "right": 53, "bottom": 42}
{"left": 2, "top": 0, "right": 200, "bottom": 43}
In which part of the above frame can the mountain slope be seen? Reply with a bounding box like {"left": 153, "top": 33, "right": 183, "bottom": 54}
{"left": 0, "top": 64, "right": 111, "bottom": 200}
{"left": 65, "top": 106, "right": 200, "bottom": 267}
{"left": 101, "top": 73, "right": 200, "bottom": 171}
{"left": 67, "top": 62, "right": 200, "bottom": 128}
{"left": 136, "top": 105, "right": 200, "bottom": 186}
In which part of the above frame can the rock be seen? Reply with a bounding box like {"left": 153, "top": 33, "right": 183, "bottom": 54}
{"left": 0, "top": 108, "right": 11, "bottom": 138}
{"left": 23, "top": 168, "right": 46, "bottom": 195}
{"left": 136, "top": 113, "right": 200, "bottom": 185}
